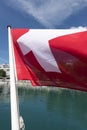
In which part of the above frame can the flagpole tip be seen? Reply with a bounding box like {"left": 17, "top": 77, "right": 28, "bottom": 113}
{"left": 7, "top": 25, "right": 11, "bottom": 28}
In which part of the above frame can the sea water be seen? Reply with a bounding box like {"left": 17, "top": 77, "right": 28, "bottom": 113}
{"left": 0, "top": 86, "right": 87, "bottom": 130}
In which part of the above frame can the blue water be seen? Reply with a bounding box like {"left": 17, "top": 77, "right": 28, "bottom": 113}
{"left": 0, "top": 87, "right": 87, "bottom": 130}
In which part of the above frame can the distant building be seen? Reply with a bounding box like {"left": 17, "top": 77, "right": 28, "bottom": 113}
{"left": 0, "top": 64, "right": 10, "bottom": 78}
{"left": 66, "top": 60, "right": 74, "bottom": 66}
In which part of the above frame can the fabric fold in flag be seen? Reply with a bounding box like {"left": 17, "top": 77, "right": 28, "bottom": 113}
{"left": 11, "top": 28, "right": 87, "bottom": 91}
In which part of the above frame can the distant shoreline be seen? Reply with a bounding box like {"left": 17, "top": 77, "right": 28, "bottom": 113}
{"left": 0, "top": 80, "right": 64, "bottom": 92}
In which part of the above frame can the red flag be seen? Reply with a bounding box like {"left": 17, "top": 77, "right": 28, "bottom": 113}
{"left": 11, "top": 28, "right": 87, "bottom": 91}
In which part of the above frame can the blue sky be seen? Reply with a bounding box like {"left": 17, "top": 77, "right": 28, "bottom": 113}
{"left": 0, "top": 0, "right": 87, "bottom": 64}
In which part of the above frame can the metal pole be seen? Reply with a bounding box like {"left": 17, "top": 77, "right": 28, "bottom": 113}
{"left": 8, "top": 26, "right": 20, "bottom": 130}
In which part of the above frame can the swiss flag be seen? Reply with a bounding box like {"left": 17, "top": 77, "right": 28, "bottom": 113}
{"left": 11, "top": 28, "right": 87, "bottom": 91}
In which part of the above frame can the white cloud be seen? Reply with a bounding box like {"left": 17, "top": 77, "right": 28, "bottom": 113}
{"left": 7, "top": 0, "right": 87, "bottom": 28}
{"left": 70, "top": 26, "right": 87, "bottom": 29}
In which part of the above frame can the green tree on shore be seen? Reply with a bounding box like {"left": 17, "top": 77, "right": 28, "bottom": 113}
{"left": 0, "top": 69, "right": 6, "bottom": 78}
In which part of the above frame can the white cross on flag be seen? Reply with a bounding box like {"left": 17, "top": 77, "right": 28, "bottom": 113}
{"left": 11, "top": 28, "right": 87, "bottom": 92}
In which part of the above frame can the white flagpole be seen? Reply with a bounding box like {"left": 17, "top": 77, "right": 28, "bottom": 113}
{"left": 8, "top": 26, "right": 20, "bottom": 130}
